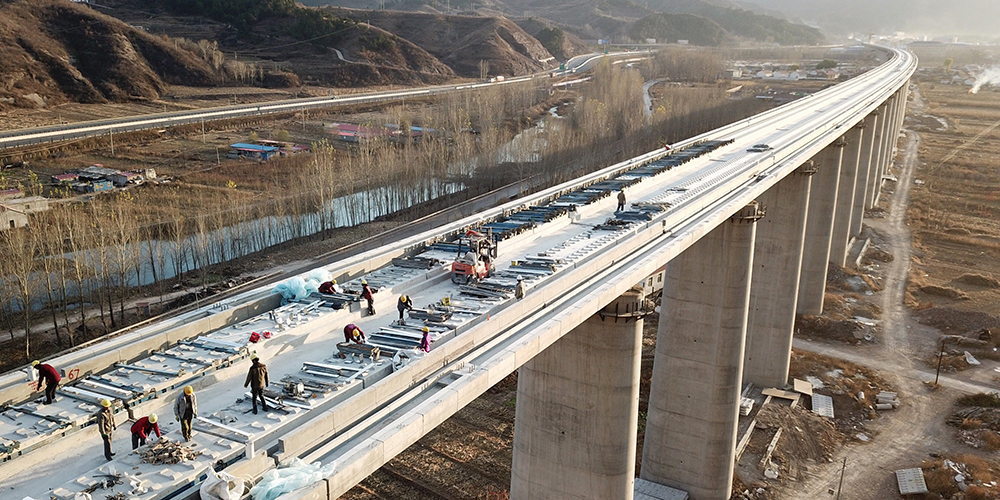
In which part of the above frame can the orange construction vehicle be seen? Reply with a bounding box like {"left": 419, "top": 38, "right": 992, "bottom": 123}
{"left": 450, "top": 229, "right": 497, "bottom": 284}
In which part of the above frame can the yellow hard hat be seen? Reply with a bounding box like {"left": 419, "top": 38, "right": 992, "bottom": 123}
{"left": 401, "top": 295, "right": 408, "bottom": 302}
{"left": 331, "top": 279, "right": 337, "bottom": 284}
{"left": 148, "top": 414, "right": 158, "bottom": 424}
{"left": 31, "top": 360, "right": 40, "bottom": 367}
{"left": 361, "top": 279, "right": 368, "bottom": 285}
{"left": 101, "top": 399, "right": 111, "bottom": 408}
{"left": 422, "top": 326, "right": 429, "bottom": 333}
{"left": 250, "top": 354, "right": 259, "bottom": 361}
{"left": 184, "top": 385, "right": 193, "bottom": 395}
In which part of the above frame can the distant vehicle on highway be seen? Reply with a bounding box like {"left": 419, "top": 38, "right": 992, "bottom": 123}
{"left": 746, "top": 143, "right": 773, "bottom": 152}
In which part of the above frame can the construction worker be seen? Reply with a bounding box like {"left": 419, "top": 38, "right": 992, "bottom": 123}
{"left": 97, "top": 399, "right": 115, "bottom": 461}
{"left": 244, "top": 354, "right": 269, "bottom": 414}
{"left": 419, "top": 326, "right": 431, "bottom": 353}
{"left": 343, "top": 323, "right": 366, "bottom": 344}
{"left": 397, "top": 295, "right": 413, "bottom": 324}
{"left": 130, "top": 413, "right": 161, "bottom": 449}
{"left": 31, "top": 360, "right": 61, "bottom": 405}
{"left": 514, "top": 276, "right": 527, "bottom": 300}
{"left": 318, "top": 279, "right": 343, "bottom": 295}
{"left": 617, "top": 188, "right": 627, "bottom": 211}
{"left": 173, "top": 386, "right": 197, "bottom": 442}
{"left": 361, "top": 279, "right": 375, "bottom": 315}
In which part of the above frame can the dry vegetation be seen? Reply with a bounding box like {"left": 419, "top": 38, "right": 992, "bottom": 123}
{"left": 920, "top": 454, "right": 1000, "bottom": 499}
{"left": 907, "top": 82, "right": 1000, "bottom": 330}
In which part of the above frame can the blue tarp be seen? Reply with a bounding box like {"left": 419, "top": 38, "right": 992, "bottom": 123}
{"left": 230, "top": 143, "right": 279, "bottom": 152}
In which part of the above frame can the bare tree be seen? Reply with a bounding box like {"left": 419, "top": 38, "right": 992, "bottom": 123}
{"left": 1, "top": 226, "right": 39, "bottom": 359}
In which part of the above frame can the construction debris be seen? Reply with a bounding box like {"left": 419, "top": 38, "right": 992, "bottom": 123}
{"left": 792, "top": 379, "right": 813, "bottom": 396}
{"left": 811, "top": 394, "right": 835, "bottom": 418}
{"left": 875, "top": 391, "right": 900, "bottom": 411}
{"left": 964, "top": 351, "right": 981, "bottom": 366}
{"left": 139, "top": 439, "right": 201, "bottom": 465}
{"left": 896, "top": 468, "right": 929, "bottom": 495}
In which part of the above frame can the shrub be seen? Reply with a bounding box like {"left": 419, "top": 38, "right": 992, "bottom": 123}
{"left": 957, "top": 392, "right": 1000, "bottom": 408}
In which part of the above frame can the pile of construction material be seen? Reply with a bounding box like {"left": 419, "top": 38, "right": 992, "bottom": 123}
{"left": 875, "top": 391, "right": 900, "bottom": 411}
{"left": 140, "top": 439, "right": 201, "bottom": 465}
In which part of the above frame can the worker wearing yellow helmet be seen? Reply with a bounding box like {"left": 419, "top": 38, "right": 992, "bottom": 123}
{"left": 97, "top": 398, "right": 115, "bottom": 460}
{"left": 174, "top": 385, "right": 197, "bottom": 441}
{"left": 397, "top": 295, "right": 413, "bottom": 324}
{"left": 419, "top": 326, "right": 431, "bottom": 352}
{"left": 130, "top": 413, "right": 162, "bottom": 449}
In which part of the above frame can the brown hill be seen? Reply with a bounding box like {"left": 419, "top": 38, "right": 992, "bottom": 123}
{"left": 255, "top": 17, "right": 455, "bottom": 86}
{"left": 328, "top": 8, "right": 555, "bottom": 78}
{"left": 513, "top": 18, "right": 591, "bottom": 61}
{"left": 0, "top": 0, "right": 218, "bottom": 108}
{"left": 100, "top": 0, "right": 455, "bottom": 88}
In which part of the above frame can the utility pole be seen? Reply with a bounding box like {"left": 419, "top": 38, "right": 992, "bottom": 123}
{"left": 110, "top": 128, "right": 114, "bottom": 156}
{"left": 202, "top": 119, "right": 206, "bottom": 143}
{"left": 835, "top": 457, "right": 847, "bottom": 500}
{"left": 935, "top": 337, "right": 953, "bottom": 385}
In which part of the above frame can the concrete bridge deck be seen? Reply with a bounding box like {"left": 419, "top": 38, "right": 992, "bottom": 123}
{"left": 1, "top": 45, "right": 915, "bottom": 500}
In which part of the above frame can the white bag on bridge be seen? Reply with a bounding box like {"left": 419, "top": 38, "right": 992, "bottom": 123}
{"left": 200, "top": 469, "right": 245, "bottom": 500}
{"left": 249, "top": 458, "right": 336, "bottom": 500}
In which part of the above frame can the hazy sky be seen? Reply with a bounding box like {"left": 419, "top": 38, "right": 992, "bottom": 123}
{"left": 741, "top": 0, "right": 1000, "bottom": 39}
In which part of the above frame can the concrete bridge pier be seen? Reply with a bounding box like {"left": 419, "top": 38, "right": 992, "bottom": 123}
{"left": 851, "top": 113, "right": 879, "bottom": 237}
{"left": 640, "top": 202, "right": 762, "bottom": 500}
{"left": 831, "top": 123, "right": 865, "bottom": 265}
{"left": 796, "top": 142, "right": 845, "bottom": 315}
{"left": 884, "top": 95, "right": 901, "bottom": 171}
{"left": 510, "top": 287, "right": 646, "bottom": 500}
{"left": 897, "top": 86, "right": 910, "bottom": 131}
{"left": 890, "top": 87, "right": 908, "bottom": 158}
{"left": 869, "top": 99, "right": 892, "bottom": 208}
{"left": 743, "top": 169, "right": 812, "bottom": 388}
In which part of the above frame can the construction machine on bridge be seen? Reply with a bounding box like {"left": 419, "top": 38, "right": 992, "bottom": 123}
{"left": 450, "top": 229, "right": 497, "bottom": 284}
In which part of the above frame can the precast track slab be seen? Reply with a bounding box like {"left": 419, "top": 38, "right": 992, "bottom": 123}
{"left": 1, "top": 45, "right": 915, "bottom": 500}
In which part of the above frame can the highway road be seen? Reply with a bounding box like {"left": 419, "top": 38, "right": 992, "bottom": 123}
{"left": 0, "top": 51, "right": 634, "bottom": 150}
{"left": 0, "top": 47, "right": 913, "bottom": 500}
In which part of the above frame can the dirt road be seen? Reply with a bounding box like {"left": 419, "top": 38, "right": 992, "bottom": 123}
{"left": 784, "top": 87, "right": 971, "bottom": 499}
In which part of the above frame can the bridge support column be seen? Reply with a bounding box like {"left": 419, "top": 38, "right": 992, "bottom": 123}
{"left": 797, "top": 142, "right": 844, "bottom": 315}
{"left": 744, "top": 170, "right": 812, "bottom": 388}
{"left": 831, "top": 123, "right": 865, "bottom": 266}
{"left": 884, "top": 95, "right": 901, "bottom": 174}
{"left": 511, "top": 287, "right": 645, "bottom": 500}
{"left": 897, "top": 87, "right": 910, "bottom": 134}
{"left": 851, "top": 113, "right": 879, "bottom": 237}
{"left": 640, "top": 202, "right": 762, "bottom": 500}
{"left": 868, "top": 99, "right": 892, "bottom": 208}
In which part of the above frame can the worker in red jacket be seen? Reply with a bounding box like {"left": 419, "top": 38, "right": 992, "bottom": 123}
{"left": 361, "top": 279, "right": 375, "bottom": 315}
{"left": 130, "top": 413, "right": 162, "bottom": 449}
{"left": 343, "top": 324, "right": 366, "bottom": 344}
{"left": 31, "top": 361, "right": 61, "bottom": 405}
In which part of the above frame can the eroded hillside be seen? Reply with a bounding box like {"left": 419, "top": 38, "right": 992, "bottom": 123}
{"left": 0, "top": 0, "right": 218, "bottom": 107}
